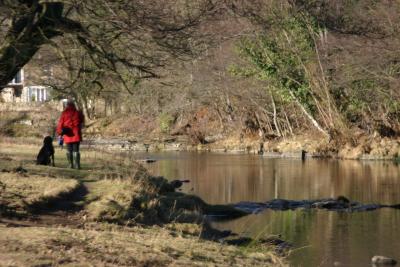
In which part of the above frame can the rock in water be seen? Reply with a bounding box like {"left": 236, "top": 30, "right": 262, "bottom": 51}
{"left": 170, "top": 180, "right": 183, "bottom": 189}
{"left": 336, "top": 195, "right": 350, "bottom": 204}
{"left": 14, "top": 166, "right": 28, "bottom": 173}
{"left": 372, "top": 256, "right": 397, "bottom": 265}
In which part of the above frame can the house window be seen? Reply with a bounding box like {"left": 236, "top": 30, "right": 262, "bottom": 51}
{"left": 25, "top": 86, "right": 49, "bottom": 102}
{"left": 14, "top": 71, "right": 21, "bottom": 83}
{"left": 10, "top": 69, "right": 23, "bottom": 84}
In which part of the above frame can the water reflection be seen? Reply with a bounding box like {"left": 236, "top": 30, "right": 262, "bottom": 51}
{"left": 214, "top": 209, "right": 400, "bottom": 267}
{"left": 134, "top": 151, "right": 400, "bottom": 266}
{"left": 138, "top": 152, "right": 400, "bottom": 204}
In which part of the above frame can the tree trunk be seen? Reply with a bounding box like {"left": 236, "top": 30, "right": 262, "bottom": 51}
{"left": 270, "top": 94, "right": 282, "bottom": 137}
{"left": 289, "top": 91, "right": 330, "bottom": 137}
{"left": 284, "top": 111, "right": 294, "bottom": 135}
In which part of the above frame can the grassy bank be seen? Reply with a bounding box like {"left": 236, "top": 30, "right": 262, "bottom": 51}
{"left": 0, "top": 171, "right": 79, "bottom": 217}
{"left": 0, "top": 223, "right": 284, "bottom": 266}
{"left": 0, "top": 138, "right": 286, "bottom": 266}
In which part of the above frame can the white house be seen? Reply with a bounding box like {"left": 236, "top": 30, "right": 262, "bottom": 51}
{"left": 0, "top": 69, "right": 52, "bottom": 103}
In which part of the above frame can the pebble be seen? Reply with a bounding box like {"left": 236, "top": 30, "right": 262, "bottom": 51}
{"left": 372, "top": 256, "right": 397, "bottom": 266}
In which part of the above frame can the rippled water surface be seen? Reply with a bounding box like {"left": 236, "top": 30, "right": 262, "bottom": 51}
{"left": 132, "top": 151, "right": 400, "bottom": 267}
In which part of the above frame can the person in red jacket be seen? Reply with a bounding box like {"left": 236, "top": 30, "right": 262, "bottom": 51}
{"left": 56, "top": 99, "right": 84, "bottom": 169}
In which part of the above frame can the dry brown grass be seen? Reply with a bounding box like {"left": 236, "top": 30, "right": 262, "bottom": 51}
{"left": 0, "top": 139, "right": 247, "bottom": 224}
{"left": 0, "top": 223, "right": 286, "bottom": 267}
{"left": 0, "top": 141, "right": 133, "bottom": 179}
{"left": 85, "top": 179, "right": 142, "bottom": 221}
{"left": 0, "top": 172, "right": 79, "bottom": 216}
{"left": 0, "top": 138, "right": 287, "bottom": 266}
{"left": 84, "top": 175, "right": 202, "bottom": 224}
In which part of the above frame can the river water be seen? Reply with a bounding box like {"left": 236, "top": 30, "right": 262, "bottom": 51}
{"left": 133, "top": 151, "right": 400, "bottom": 267}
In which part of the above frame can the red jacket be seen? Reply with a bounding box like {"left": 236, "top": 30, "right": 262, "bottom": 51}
{"left": 57, "top": 105, "right": 83, "bottom": 143}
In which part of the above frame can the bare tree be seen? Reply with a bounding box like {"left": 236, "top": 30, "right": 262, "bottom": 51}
{"left": 0, "top": 0, "right": 222, "bottom": 91}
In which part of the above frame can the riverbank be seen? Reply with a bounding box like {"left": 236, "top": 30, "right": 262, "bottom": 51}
{"left": 62, "top": 134, "right": 400, "bottom": 161}
{"left": 4, "top": 134, "right": 399, "bottom": 162}
{"left": 0, "top": 139, "right": 286, "bottom": 266}
{"left": 82, "top": 109, "right": 400, "bottom": 160}
{"left": 1, "top": 104, "right": 399, "bottom": 161}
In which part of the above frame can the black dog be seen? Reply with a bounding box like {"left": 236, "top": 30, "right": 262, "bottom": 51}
{"left": 36, "top": 136, "right": 55, "bottom": 166}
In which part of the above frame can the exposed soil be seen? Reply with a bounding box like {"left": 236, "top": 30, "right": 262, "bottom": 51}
{"left": 0, "top": 182, "right": 88, "bottom": 228}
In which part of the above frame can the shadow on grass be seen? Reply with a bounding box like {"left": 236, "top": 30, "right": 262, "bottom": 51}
{"left": 29, "top": 183, "right": 89, "bottom": 214}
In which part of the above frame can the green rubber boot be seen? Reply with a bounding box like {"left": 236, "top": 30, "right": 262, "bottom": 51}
{"left": 66, "top": 152, "right": 73, "bottom": 168}
{"left": 73, "top": 152, "right": 81, "bottom": 169}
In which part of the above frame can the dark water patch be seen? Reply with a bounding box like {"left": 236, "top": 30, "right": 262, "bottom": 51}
{"left": 234, "top": 197, "right": 400, "bottom": 213}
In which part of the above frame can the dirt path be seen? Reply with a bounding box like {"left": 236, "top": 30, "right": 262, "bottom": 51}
{"left": 1, "top": 182, "right": 88, "bottom": 228}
